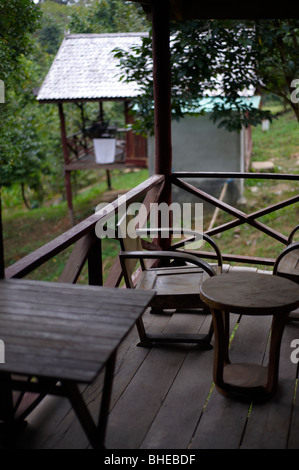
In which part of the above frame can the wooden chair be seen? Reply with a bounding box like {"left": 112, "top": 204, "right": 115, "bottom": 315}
{"left": 273, "top": 225, "right": 299, "bottom": 321}
{"left": 117, "top": 213, "right": 223, "bottom": 349}
{"left": 273, "top": 224, "right": 299, "bottom": 284}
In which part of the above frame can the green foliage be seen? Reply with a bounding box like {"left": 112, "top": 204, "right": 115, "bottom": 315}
{"left": 36, "top": 0, "right": 69, "bottom": 54}
{"left": 69, "top": 0, "right": 147, "bottom": 34}
{"left": 0, "top": 47, "right": 62, "bottom": 203}
{"left": 0, "top": 0, "right": 44, "bottom": 197}
{"left": 38, "top": 14, "right": 65, "bottom": 54}
{"left": 115, "top": 19, "right": 299, "bottom": 134}
{"left": 0, "top": 0, "right": 42, "bottom": 81}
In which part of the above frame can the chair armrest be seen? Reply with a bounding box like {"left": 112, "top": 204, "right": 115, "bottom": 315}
{"left": 119, "top": 250, "right": 216, "bottom": 277}
{"left": 136, "top": 228, "right": 223, "bottom": 270}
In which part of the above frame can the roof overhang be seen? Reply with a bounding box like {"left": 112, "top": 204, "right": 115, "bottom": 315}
{"left": 129, "top": 0, "right": 290, "bottom": 19}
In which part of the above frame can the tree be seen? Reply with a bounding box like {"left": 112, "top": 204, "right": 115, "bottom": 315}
{"left": 69, "top": 0, "right": 147, "bottom": 34}
{"left": 114, "top": 19, "right": 299, "bottom": 134}
{"left": 37, "top": 12, "right": 65, "bottom": 55}
{"left": 0, "top": 0, "right": 43, "bottom": 196}
{"left": 0, "top": 0, "right": 42, "bottom": 81}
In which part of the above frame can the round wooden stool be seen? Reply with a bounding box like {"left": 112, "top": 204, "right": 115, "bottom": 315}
{"left": 200, "top": 272, "right": 299, "bottom": 402}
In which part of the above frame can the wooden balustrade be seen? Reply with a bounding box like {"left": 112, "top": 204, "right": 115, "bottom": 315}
{"left": 4, "top": 171, "right": 299, "bottom": 285}
{"left": 5, "top": 175, "right": 165, "bottom": 286}
{"left": 171, "top": 171, "right": 299, "bottom": 267}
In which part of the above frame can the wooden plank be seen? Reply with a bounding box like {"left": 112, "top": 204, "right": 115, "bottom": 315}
{"left": 0, "top": 314, "right": 138, "bottom": 342}
{"left": 0, "top": 279, "right": 154, "bottom": 309}
{"left": 241, "top": 320, "right": 298, "bottom": 449}
{"left": 172, "top": 171, "right": 299, "bottom": 181}
{"left": 140, "top": 315, "right": 214, "bottom": 449}
{"left": 107, "top": 313, "right": 212, "bottom": 448}
{"left": 58, "top": 232, "right": 96, "bottom": 284}
{"left": 105, "top": 346, "right": 188, "bottom": 448}
{"left": 105, "top": 308, "right": 209, "bottom": 449}
{"left": 104, "top": 254, "right": 123, "bottom": 287}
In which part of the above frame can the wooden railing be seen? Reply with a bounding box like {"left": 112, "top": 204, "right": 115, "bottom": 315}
{"left": 5, "top": 171, "right": 299, "bottom": 286}
{"left": 5, "top": 175, "right": 165, "bottom": 287}
{"left": 171, "top": 171, "right": 299, "bottom": 267}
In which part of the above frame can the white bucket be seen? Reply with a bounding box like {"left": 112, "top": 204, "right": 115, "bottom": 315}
{"left": 93, "top": 138, "right": 116, "bottom": 163}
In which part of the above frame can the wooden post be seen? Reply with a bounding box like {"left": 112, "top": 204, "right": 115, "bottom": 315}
{"left": 152, "top": 0, "right": 172, "bottom": 249}
{"left": 58, "top": 103, "right": 75, "bottom": 226}
{"left": 88, "top": 236, "right": 103, "bottom": 286}
{"left": 124, "top": 101, "right": 134, "bottom": 164}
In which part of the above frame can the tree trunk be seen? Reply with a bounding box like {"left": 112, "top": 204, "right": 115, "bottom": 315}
{"left": 21, "top": 183, "right": 31, "bottom": 210}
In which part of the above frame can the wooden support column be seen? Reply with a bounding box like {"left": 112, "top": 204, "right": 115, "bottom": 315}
{"left": 152, "top": 0, "right": 172, "bottom": 249}
{"left": 124, "top": 101, "right": 134, "bottom": 164}
{"left": 58, "top": 103, "right": 75, "bottom": 227}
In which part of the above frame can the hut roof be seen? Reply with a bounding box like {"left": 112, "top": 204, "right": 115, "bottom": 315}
{"left": 37, "top": 33, "right": 147, "bottom": 103}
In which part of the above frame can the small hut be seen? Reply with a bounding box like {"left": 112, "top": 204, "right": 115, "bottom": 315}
{"left": 37, "top": 33, "right": 148, "bottom": 223}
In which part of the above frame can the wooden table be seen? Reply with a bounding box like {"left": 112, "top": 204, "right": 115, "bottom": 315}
{"left": 200, "top": 272, "right": 299, "bottom": 402}
{"left": 0, "top": 278, "right": 155, "bottom": 448}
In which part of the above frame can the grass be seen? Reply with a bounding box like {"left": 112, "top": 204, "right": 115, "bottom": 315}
{"left": 2, "top": 168, "right": 148, "bottom": 281}
{"left": 2, "top": 106, "right": 299, "bottom": 280}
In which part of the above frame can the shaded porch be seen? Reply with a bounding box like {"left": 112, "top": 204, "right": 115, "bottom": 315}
{"left": 0, "top": 0, "right": 299, "bottom": 451}
{"left": 3, "top": 169, "right": 299, "bottom": 449}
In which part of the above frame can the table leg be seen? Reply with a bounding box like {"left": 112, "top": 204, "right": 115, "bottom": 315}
{"left": 0, "top": 373, "right": 22, "bottom": 447}
{"left": 211, "top": 308, "right": 290, "bottom": 402}
{"left": 96, "top": 350, "right": 117, "bottom": 446}
{"left": 211, "top": 308, "right": 230, "bottom": 390}
{"left": 63, "top": 381, "right": 99, "bottom": 448}
{"left": 0, "top": 373, "right": 14, "bottom": 423}
{"left": 265, "top": 311, "right": 289, "bottom": 396}
{"left": 63, "top": 350, "right": 117, "bottom": 449}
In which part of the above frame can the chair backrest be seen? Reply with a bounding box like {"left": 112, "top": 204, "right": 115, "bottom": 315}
{"left": 287, "top": 224, "right": 299, "bottom": 245}
{"left": 273, "top": 241, "right": 299, "bottom": 284}
{"left": 117, "top": 212, "right": 145, "bottom": 287}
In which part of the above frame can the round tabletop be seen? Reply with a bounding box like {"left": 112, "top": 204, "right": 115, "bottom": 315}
{"left": 200, "top": 272, "right": 299, "bottom": 315}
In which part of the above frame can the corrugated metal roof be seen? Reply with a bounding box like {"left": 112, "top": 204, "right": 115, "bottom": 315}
{"left": 37, "top": 33, "right": 147, "bottom": 102}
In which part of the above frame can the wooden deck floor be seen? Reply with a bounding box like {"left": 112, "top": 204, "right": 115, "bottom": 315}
{"left": 7, "top": 266, "right": 299, "bottom": 450}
